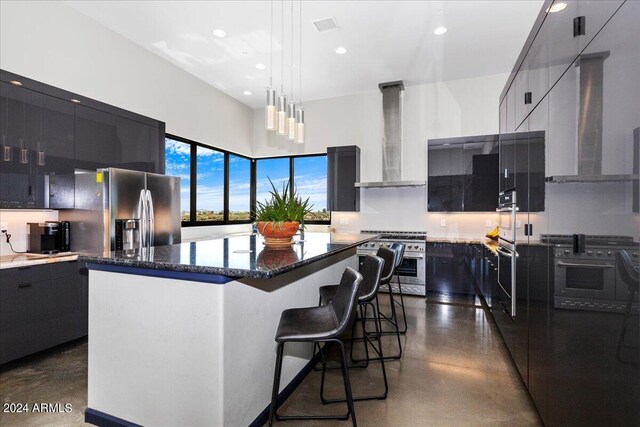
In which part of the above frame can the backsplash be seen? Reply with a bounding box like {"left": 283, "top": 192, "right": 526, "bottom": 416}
{"left": 330, "top": 187, "right": 497, "bottom": 239}
{"left": 0, "top": 210, "right": 59, "bottom": 255}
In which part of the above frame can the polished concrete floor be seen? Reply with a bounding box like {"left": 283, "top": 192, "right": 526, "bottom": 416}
{"left": 0, "top": 295, "right": 541, "bottom": 426}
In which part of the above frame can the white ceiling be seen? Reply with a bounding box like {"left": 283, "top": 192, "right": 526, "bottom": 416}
{"left": 66, "top": 1, "right": 543, "bottom": 108}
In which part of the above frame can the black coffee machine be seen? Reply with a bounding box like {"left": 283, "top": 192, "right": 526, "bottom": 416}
{"left": 28, "top": 221, "right": 70, "bottom": 254}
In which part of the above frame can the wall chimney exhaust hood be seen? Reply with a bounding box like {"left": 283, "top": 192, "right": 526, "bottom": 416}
{"left": 546, "top": 52, "right": 639, "bottom": 183}
{"left": 355, "top": 81, "right": 426, "bottom": 189}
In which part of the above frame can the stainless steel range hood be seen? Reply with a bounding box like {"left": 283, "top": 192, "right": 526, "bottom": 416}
{"left": 547, "top": 52, "right": 639, "bottom": 183}
{"left": 355, "top": 81, "right": 426, "bottom": 188}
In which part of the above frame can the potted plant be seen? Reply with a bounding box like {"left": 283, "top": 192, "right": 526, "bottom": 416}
{"left": 254, "top": 178, "right": 312, "bottom": 248}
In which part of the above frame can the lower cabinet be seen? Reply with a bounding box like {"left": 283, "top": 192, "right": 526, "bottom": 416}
{"left": 0, "top": 261, "right": 88, "bottom": 365}
{"left": 426, "top": 243, "right": 475, "bottom": 295}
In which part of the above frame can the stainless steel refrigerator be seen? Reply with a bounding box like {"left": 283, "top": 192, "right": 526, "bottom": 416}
{"left": 59, "top": 168, "right": 181, "bottom": 253}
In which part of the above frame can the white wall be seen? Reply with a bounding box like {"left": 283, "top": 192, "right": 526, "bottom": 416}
{"left": 253, "top": 73, "right": 508, "bottom": 238}
{"left": 0, "top": 1, "right": 254, "bottom": 243}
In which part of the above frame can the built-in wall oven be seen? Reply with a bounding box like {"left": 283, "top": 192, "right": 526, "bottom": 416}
{"left": 497, "top": 189, "right": 518, "bottom": 317}
{"left": 358, "top": 230, "right": 427, "bottom": 296}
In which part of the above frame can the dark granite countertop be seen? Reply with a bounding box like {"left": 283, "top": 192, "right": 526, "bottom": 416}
{"left": 80, "top": 232, "right": 377, "bottom": 279}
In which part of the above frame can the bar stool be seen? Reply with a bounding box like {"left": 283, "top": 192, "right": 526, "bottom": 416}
{"left": 616, "top": 250, "right": 639, "bottom": 362}
{"left": 369, "top": 243, "right": 405, "bottom": 359}
{"left": 390, "top": 242, "right": 408, "bottom": 334}
{"left": 268, "top": 267, "right": 362, "bottom": 426}
{"left": 317, "top": 252, "right": 389, "bottom": 401}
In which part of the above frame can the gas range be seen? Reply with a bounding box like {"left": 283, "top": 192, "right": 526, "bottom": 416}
{"left": 541, "top": 234, "right": 639, "bottom": 313}
{"left": 358, "top": 230, "right": 427, "bottom": 296}
{"left": 540, "top": 234, "right": 639, "bottom": 259}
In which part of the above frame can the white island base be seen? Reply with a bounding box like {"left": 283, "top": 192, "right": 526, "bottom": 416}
{"left": 86, "top": 250, "right": 356, "bottom": 426}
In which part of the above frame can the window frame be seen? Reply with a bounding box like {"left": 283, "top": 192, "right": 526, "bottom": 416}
{"left": 166, "top": 134, "right": 330, "bottom": 227}
{"left": 256, "top": 153, "right": 331, "bottom": 225}
{"left": 166, "top": 133, "right": 254, "bottom": 227}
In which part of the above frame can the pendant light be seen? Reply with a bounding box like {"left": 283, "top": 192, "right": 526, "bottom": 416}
{"left": 287, "top": 0, "right": 296, "bottom": 140}
{"left": 295, "top": 0, "right": 305, "bottom": 144}
{"left": 276, "top": 0, "right": 287, "bottom": 135}
{"left": 265, "top": 1, "right": 276, "bottom": 130}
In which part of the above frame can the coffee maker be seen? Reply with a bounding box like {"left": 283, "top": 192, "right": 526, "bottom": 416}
{"left": 28, "top": 221, "right": 70, "bottom": 254}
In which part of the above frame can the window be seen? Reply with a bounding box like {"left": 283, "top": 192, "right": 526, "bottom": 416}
{"left": 228, "top": 154, "right": 251, "bottom": 221}
{"left": 256, "top": 157, "right": 290, "bottom": 206}
{"left": 294, "top": 155, "right": 329, "bottom": 221}
{"left": 164, "top": 137, "right": 191, "bottom": 222}
{"left": 165, "top": 134, "right": 330, "bottom": 226}
{"left": 196, "top": 145, "right": 224, "bottom": 222}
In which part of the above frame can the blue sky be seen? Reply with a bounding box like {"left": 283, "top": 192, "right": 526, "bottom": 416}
{"left": 166, "top": 138, "right": 327, "bottom": 214}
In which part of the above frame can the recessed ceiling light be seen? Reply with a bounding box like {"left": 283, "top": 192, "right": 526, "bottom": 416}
{"left": 213, "top": 29, "right": 227, "bottom": 38}
{"left": 70, "top": 99, "right": 81, "bottom": 103}
{"left": 433, "top": 26, "right": 448, "bottom": 35}
{"left": 546, "top": 2, "right": 567, "bottom": 13}
{"left": 241, "top": 51, "right": 249, "bottom": 55}
{"left": 335, "top": 46, "right": 347, "bottom": 55}
{"left": 255, "top": 63, "right": 266, "bottom": 70}
{"left": 10, "top": 80, "right": 22, "bottom": 86}
{"left": 243, "top": 91, "right": 252, "bottom": 96}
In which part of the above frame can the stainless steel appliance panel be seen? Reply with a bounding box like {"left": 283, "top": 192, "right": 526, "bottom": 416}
{"left": 106, "top": 168, "right": 146, "bottom": 253}
{"left": 145, "top": 172, "right": 181, "bottom": 246}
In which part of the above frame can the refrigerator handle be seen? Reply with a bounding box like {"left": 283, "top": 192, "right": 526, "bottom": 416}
{"left": 138, "top": 189, "right": 147, "bottom": 248}
{"left": 146, "top": 189, "right": 155, "bottom": 247}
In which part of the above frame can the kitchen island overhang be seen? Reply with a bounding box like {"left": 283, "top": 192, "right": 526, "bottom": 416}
{"left": 80, "top": 232, "right": 377, "bottom": 427}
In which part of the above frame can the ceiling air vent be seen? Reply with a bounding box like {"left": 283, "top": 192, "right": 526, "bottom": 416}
{"left": 313, "top": 17, "right": 339, "bottom": 33}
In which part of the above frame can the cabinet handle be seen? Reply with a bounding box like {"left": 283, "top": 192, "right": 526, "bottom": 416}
{"left": 573, "top": 16, "right": 586, "bottom": 37}
{"left": 524, "top": 92, "right": 532, "bottom": 105}
{"left": 18, "top": 265, "right": 32, "bottom": 270}
{"left": 18, "top": 282, "right": 33, "bottom": 288}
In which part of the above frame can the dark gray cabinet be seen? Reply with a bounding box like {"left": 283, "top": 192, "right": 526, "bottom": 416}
{"left": 426, "top": 243, "right": 475, "bottom": 296}
{"left": 327, "top": 145, "right": 360, "bottom": 212}
{"left": 496, "top": 1, "right": 639, "bottom": 426}
{"left": 0, "top": 69, "right": 166, "bottom": 209}
{"left": 0, "top": 261, "right": 87, "bottom": 365}
{"left": 427, "top": 135, "right": 499, "bottom": 212}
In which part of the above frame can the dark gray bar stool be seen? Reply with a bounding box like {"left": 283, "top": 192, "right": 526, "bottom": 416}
{"left": 317, "top": 253, "right": 388, "bottom": 401}
{"left": 268, "top": 267, "right": 363, "bottom": 426}
{"left": 390, "top": 242, "right": 408, "bottom": 334}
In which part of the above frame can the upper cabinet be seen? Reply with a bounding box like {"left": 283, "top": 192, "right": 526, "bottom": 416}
{"left": 0, "top": 70, "right": 165, "bottom": 209}
{"left": 427, "top": 135, "right": 499, "bottom": 212}
{"left": 327, "top": 145, "right": 360, "bottom": 212}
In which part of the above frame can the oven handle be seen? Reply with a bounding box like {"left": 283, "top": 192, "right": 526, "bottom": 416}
{"left": 557, "top": 262, "right": 615, "bottom": 269}
{"left": 497, "top": 246, "right": 517, "bottom": 318}
{"left": 496, "top": 247, "right": 518, "bottom": 258}
{"left": 403, "top": 254, "right": 424, "bottom": 260}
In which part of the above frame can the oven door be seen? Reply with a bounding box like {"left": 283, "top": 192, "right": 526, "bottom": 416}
{"left": 497, "top": 243, "right": 517, "bottom": 317}
{"left": 396, "top": 252, "right": 425, "bottom": 285}
{"left": 555, "top": 259, "right": 616, "bottom": 300}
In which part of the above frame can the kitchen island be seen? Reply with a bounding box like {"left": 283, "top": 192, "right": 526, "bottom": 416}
{"left": 80, "top": 231, "right": 375, "bottom": 427}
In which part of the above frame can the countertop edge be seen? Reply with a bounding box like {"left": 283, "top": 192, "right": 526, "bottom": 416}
{"left": 0, "top": 254, "right": 80, "bottom": 270}
{"left": 80, "top": 234, "right": 378, "bottom": 280}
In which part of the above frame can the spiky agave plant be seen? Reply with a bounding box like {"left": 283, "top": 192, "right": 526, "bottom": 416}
{"left": 254, "top": 178, "right": 313, "bottom": 232}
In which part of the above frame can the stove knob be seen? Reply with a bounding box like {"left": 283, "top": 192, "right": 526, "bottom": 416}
{"left": 587, "top": 251, "right": 593, "bottom": 256}
{"left": 386, "top": 243, "right": 391, "bottom": 248}
{"left": 597, "top": 251, "right": 603, "bottom": 256}
{"left": 564, "top": 250, "right": 570, "bottom": 255}
{"left": 607, "top": 251, "right": 613, "bottom": 257}
{"left": 633, "top": 253, "right": 639, "bottom": 258}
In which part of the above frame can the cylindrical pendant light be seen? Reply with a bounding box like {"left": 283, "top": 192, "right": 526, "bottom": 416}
{"left": 287, "top": 102, "right": 296, "bottom": 140}
{"left": 295, "top": 107, "right": 305, "bottom": 144}
{"left": 277, "top": 94, "right": 287, "bottom": 135}
{"left": 265, "top": 88, "right": 276, "bottom": 130}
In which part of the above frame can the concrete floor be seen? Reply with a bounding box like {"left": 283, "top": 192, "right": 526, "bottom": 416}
{"left": 0, "top": 295, "right": 541, "bottom": 427}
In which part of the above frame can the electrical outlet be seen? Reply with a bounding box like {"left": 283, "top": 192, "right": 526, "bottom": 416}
{"left": 0, "top": 222, "right": 7, "bottom": 232}
{"left": 440, "top": 219, "right": 446, "bottom": 227}
{"left": 516, "top": 220, "right": 521, "bottom": 228}
{"left": 485, "top": 220, "right": 492, "bottom": 228}
{"left": 339, "top": 218, "right": 349, "bottom": 226}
